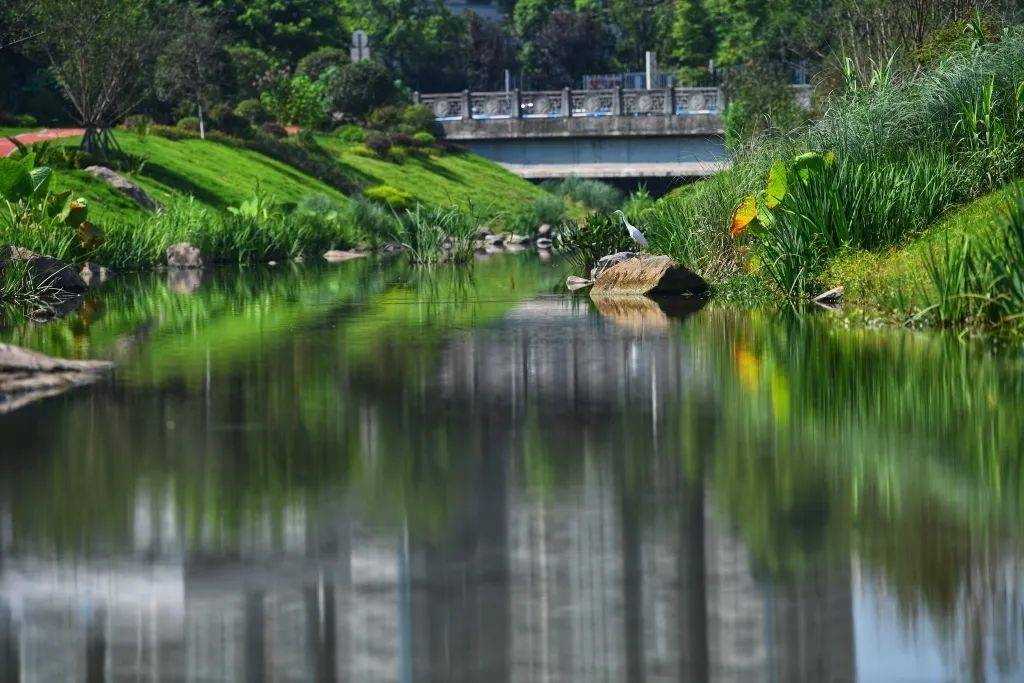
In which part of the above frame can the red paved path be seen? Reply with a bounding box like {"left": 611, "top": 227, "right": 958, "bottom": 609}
{"left": 0, "top": 128, "right": 85, "bottom": 157}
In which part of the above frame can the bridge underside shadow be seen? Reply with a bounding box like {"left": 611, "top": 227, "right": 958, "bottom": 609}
{"left": 458, "top": 135, "right": 729, "bottom": 183}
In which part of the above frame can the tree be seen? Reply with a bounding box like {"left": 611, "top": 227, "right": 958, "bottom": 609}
{"left": 466, "top": 13, "right": 518, "bottom": 90}
{"left": 155, "top": 5, "right": 227, "bottom": 139}
{"left": 525, "top": 10, "right": 613, "bottom": 88}
{"left": 323, "top": 60, "right": 398, "bottom": 118}
{"left": 25, "top": 0, "right": 164, "bottom": 153}
{"left": 346, "top": 0, "right": 470, "bottom": 92}
{"left": 200, "top": 0, "right": 348, "bottom": 63}
{"left": 670, "top": 0, "right": 716, "bottom": 81}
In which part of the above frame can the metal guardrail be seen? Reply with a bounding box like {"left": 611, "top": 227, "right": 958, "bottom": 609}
{"left": 414, "top": 87, "right": 723, "bottom": 121}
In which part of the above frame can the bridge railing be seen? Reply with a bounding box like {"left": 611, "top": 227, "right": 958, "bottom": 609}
{"left": 415, "top": 87, "right": 723, "bottom": 121}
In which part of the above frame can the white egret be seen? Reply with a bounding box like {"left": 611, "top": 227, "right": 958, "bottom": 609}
{"left": 614, "top": 209, "right": 649, "bottom": 250}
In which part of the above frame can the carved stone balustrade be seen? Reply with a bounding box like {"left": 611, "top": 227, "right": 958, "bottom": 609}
{"left": 415, "top": 87, "right": 726, "bottom": 121}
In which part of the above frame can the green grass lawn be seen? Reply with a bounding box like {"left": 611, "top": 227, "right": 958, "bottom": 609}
{"left": 316, "top": 135, "right": 542, "bottom": 209}
{"left": 39, "top": 131, "right": 540, "bottom": 226}
{"left": 823, "top": 183, "right": 1019, "bottom": 308}
{"left": 55, "top": 133, "right": 349, "bottom": 221}
{"left": 0, "top": 127, "right": 35, "bottom": 138}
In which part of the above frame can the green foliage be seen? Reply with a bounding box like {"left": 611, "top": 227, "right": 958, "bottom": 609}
{"left": 502, "top": 192, "right": 566, "bottom": 235}
{"left": 0, "top": 156, "right": 103, "bottom": 265}
{"left": 323, "top": 61, "right": 398, "bottom": 119}
{"left": 225, "top": 45, "right": 275, "bottom": 101}
{"left": 334, "top": 124, "right": 365, "bottom": 145}
{"left": 234, "top": 99, "right": 274, "bottom": 125}
{"left": 545, "top": 176, "right": 622, "bottom": 213}
{"left": 364, "top": 184, "right": 414, "bottom": 211}
{"left": 177, "top": 116, "right": 201, "bottom": 132}
{"left": 411, "top": 131, "right": 435, "bottom": 147}
{"left": 295, "top": 47, "right": 350, "bottom": 81}
{"left": 555, "top": 212, "right": 633, "bottom": 272}
{"left": 393, "top": 204, "right": 478, "bottom": 264}
{"left": 363, "top": 133, "right": 392, "bottom": 158}
{"left": 260, "top": 74, "right": 326, "bottom": 128}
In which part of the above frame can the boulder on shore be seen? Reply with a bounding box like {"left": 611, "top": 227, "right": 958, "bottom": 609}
{"left": 590, "top": 254, "right": 708, "bottom": 296}
{"left": 323, "top": 249, "right": 367, "bottom": 263}
{"left": 166, "top": 242, "right": 203, "bottom": 269}
{"left": 0, "top": 343, "right": 113, "bottom": 415}
{"left": 1, "top": 246, "right": 87, "bottom": 293}
{"left": 85, "top": 165, "right": 164, "bottom": 212}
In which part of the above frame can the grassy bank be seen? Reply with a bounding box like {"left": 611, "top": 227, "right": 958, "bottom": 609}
{"left": 606, "top": 30, "right": 1024, "bottom": 334}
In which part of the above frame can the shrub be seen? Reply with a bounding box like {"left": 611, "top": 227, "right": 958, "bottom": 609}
{"left": 260, "top": 73, "right": 327, "bottom": 129}
{"left": 390, "top": 132, "right": 415, "bottom": 148}
{"left": 401, "top": 104, "right": 438, "bottom": 135}
{"left": 226, "top": 46, "right": 274, "bottom": 100}
{"left": 235, "top": 99, "right": 274, "bottom": 125}
{"left": 503, "top": 193, "right": 565, "bottom": 234}
{"left": 364, "top": 184, "right": 414, "bottom": 211}
{"left": 259, "top": 122, "right": 288, "bottom": 138}
{"left": 547, "top": 176, "right": 622, "bottom": 213}
{"left": 411, "top": 131, "right": 435, "bottom": 147}
{"left": 334, "top": 124, "right": 365, "bottom": 144}
{"left": 176, "top": 116, "right": 201, "bottom": 131}
{"left": 209, "top": 103, "right": 254, "bottom": 138}
{"left": 364, "top": 133, "right": 391, "bottom": 157}
{"left": 295, "top": 47, "right": 349, "bottom": 81}
{"left": 323, "top": 61, "right": 397, "bottom": 118}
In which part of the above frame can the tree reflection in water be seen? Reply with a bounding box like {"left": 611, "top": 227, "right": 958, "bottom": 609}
{"left": 0, "top": 256, "right": 1021, "bottom": 681}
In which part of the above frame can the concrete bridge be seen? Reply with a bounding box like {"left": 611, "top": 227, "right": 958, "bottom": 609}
{"left": 416, "top": 87, "right": 733, "bottom": 180}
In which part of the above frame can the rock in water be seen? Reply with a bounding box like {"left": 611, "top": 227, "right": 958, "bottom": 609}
{"left": 166, "top": 243, "right": 203, "bottom": 269}
{"left": 1, "top": 246, "right": 87, "bottom": 293}
{"left": 0, "top": 343, "right": 113, "bottom": 415}
{"left": 591, "top": 254, "right": 708, "bottom": 296}
{"left": 812, "top": 286, "right": 844, "bottom": 304}
{"left": 535, "top": 238, "right": 554, "bottom": 249}
{"left": 566, "top": 275, "right": 593, "bottom": 291}
{"left": 85, "top": 166, "right": 164, "bottom": 212}
{"left": 80, "top": 262, "right": 113, "bottom": 288}
{"left": 323, "top": 250, "right": 366, "bottom": 263}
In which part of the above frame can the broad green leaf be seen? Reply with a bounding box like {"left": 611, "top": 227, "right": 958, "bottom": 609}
{"left": 47, "top": 190, "right": 72, "bottom": 220}
{"left": 0, "top": 157, "right": 33, "bottom": 202}
{"left": 29, "top": 166, "right": 53, "bottom": 196}
{"left": 765, "top": 160, "right": 787, "bottom": 208}
{"left": 793, "top": 152, "right": 826, "bottom": 182}
{"left": 731, "top": 195, "right": 758, "bottom": 237}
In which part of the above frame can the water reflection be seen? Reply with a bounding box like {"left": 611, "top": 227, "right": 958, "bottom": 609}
{"left": 0, "top": 257, "right": 1022, "bottom": 681}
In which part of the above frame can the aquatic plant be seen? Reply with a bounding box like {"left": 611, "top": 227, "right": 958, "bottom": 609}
{"left": 393, "top": 204, "right": 478, "bottom": 265}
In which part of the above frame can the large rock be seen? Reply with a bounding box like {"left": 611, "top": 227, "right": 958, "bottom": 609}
{"left": 1, "top": 246, "right": 87, "bottom": 293}
{"left": 166, "top": 242, "right": 203, "bottom": 269}
{"left": 590, "top": 254, "right": 708, "bottom": 296}
{"left": 85, "top": 165, "right": 164, "bottom": 212}
{"left": 0, "top": 343, "right": 113, "bottom": 415}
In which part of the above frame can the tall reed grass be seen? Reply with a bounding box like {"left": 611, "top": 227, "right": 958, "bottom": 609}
{"left": 647, "top": 31, "right": 1024, "bottom": 299}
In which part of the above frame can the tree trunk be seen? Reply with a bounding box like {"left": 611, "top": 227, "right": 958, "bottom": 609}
{"left": 198, "top": 102, "right": 205, "bottom": 140}
{"left": 82, "top": 126, "right": 100, "bottom": 155}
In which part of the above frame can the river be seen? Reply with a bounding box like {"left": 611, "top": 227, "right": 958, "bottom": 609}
{"left": 0, "top": 254, "right": 1022, "bottom": 682}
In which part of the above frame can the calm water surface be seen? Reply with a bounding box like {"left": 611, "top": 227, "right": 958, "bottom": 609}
{"left": 1, "top": 255, "right": 1024, "bottom": 682}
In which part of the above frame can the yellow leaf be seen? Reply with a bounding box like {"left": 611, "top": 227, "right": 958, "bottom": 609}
{"left": 730, "top": 195, "right": 758, "bottom": 237}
